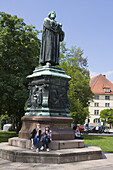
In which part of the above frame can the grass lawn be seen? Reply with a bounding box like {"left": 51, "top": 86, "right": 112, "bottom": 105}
{"left": 83, "top": 135, "right": 113, "bottom": 153}
{"left": 0, "top": 131, "right": 18, "bottom": 143}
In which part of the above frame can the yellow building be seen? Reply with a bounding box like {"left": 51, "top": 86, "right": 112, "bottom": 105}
{"left": 89, "top": 74, "right": 113, "bottom": 126}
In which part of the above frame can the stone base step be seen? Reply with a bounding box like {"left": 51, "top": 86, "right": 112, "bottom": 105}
{"left": 8, "top": 137, "right": 84, "bottom": 150}
{"left": 0, "top": 142, "right": 103, "bottom": 164}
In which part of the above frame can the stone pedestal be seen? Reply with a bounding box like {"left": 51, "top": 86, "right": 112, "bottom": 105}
{"left": 19, "top": 116, "right": 74, "bottom": 140}
{"left": 19, "top": 64, "right": 75, "bottom": 140}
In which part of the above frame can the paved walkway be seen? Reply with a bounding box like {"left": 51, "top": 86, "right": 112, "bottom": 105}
{"left": 0, "top": 133, "right": 113, "bottom": 169}
{"left": 0, "top": 152, "right": 113, "bottom": 170}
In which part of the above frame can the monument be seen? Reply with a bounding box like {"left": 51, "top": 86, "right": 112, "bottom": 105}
{"left": 1, "top": 11, "right": 102, "bottom": 164}
{"left": 19, "top": 11, "right": 75, "bottom": 140}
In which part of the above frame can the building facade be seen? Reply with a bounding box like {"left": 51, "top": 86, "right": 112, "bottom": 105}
{"left": 89, "top": 74, "right": 113, "bottom": 126}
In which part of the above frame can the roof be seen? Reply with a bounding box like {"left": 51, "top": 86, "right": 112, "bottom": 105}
{"left": 90, "top": 74, "right": 113, "bottom": 95}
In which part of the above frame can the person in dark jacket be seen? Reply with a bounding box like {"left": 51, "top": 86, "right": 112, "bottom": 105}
{"left": 30, "top": 123, "right": 41, "bottom": 152}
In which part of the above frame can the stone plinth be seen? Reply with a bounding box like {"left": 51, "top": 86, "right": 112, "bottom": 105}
{"left": 0, "top": 142, "right": 103, "bottom": 164}
{"left": 19, "top": 116, "right": 75, "bottom": 140}
{"left": 9, "top": 137, "right": 84, "bottom": 150}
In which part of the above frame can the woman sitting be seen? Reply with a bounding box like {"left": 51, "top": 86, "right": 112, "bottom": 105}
{"left": 30, "top": 123, "right": 41, "bottom": 152}
{"left": 40, "top": 125, "right": 52, "bottom": 152}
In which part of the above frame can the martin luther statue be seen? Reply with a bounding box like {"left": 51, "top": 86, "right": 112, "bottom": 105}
{"left": 39, "top": 11, "right": 65, "bottom": 66}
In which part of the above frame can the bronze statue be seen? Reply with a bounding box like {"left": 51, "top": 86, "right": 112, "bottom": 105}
{"left": 39, "top": 11, "right": 65, "bottom": 66}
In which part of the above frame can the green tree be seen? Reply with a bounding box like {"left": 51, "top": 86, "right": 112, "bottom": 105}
{"left": 0, "top": 12, "right": 41, "bottom": 131}
{"left": 100, "top": 109, "right": 113, "bottom": 128}
{"left": 59, "top": 42, "right": 93, "bottom": 124}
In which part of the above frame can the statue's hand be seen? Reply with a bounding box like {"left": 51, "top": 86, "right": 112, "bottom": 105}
{"left": 59, "top": 23, "right": 62, "bottom": 27}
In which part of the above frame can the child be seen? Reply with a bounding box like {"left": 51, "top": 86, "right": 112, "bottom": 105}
{"left": 40, "top": 125, "right": 52, "bottom": 152}
{"left": 74, "top": 127, "right": 84, "bottom": 140}
{"left": 30, "top": 123, "right": 41, "bottom": 152}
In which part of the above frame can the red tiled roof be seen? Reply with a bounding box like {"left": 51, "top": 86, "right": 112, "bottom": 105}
{"left": 90, "top": 74, "right": 113, "bottom": 94}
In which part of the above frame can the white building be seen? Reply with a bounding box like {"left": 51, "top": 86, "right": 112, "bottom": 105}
{"left": 89, "top": 74, "right": 113, "bottom": 126}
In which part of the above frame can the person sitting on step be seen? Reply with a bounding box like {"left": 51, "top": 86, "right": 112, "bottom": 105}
{"left": 30, "top": 123, "right": 41, "bottom": 152}
{"left": 40, "top": 125, "right": 52, "bottom": 152}
{"left": 74, "top": 126, "right": 84, "bottom": 140}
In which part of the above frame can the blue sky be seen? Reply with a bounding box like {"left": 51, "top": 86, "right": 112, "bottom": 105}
{"left": 1, "top": 0, "right": 113, "bottom": 82}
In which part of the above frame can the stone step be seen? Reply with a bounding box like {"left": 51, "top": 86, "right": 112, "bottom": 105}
{"left": 0, "top": 142, "right": 103, "bottom": 164}
{"left": 8, "top": 137, "right": 84, "bottom": 150}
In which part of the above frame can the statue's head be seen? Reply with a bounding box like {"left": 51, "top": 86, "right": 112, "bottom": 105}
{"left": 48, "top": 11, "right": 56, "bottom": 20}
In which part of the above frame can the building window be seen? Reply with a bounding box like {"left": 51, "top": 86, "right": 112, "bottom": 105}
{"left": 105, "top": 88, "right": 110, "bottom": 93}
{"left": 94, "top": 103, "right": 99, "bottom": 107}
{"left": 105, "top": 96, "right": 110, "bottom": 100}
{"left": 105, "top": 103, "right": 110, "bottom": 107}
{"left": 94, "top": 110, "right": 99, "bottom": 115}
{"left": 93, "top": 118, "right": 100, "bottom": 123}
{"left": 94, "top": 95, "right": 99, "bottom": 100}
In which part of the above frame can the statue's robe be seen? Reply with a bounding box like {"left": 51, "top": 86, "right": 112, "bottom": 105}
{"left": 39, "top": 18, "right": 64, "bottom": 66}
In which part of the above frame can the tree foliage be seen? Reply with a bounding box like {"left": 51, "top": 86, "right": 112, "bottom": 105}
{"left": 0, "top": 12, "right": 41, "bottom": 131}
{"left": 59, "top": 42, "right": 93, "bottom": 124}
{"left": 100, "top": 109, "right": 113, "bottom": 127}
